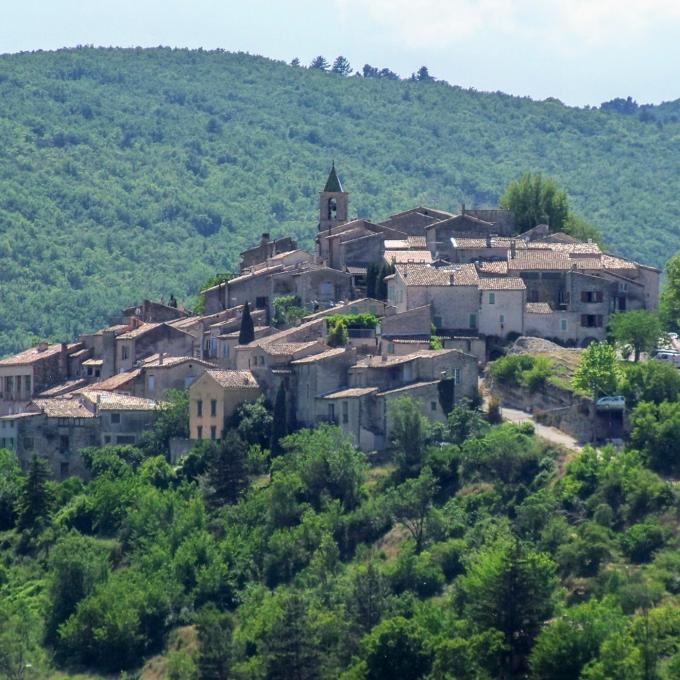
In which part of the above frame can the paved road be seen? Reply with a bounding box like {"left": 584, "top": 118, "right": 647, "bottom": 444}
{"left": 500, "top": 406, "right": 583, "bottom": 451}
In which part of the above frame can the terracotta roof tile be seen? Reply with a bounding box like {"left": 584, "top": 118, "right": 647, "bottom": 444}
{"left": 479, "top": 277, "right": 526, "bottom": 290}
{"left": 31, "top": 398, "right": 95, "bottom": 418}
{"left": 205, "top": 370, "right": 259, "bottom": 388}
{"left": 291, "top": 347, "right": 346, "bottom": 364}
{"left": 525, "top": 302, "right": 553, "bottom": 314}
{"left": 0, "top": 343, "right": 63, "bottom": 365}
{"left": 385, "top": 249, "right": 433, "bottom": 264}
{"left": 397, "top": 263, "right": 478, "bottom": 286}
{"left": 117, "top": 322, "right": 161, "bottom": 340}
{"left": 81, "top": 391, "right": 160, "bottom": 411}
{"left": 322, "top": 387, "right": 378, "bottom": 399}
{"left": 477, "top": 261, "right": 509, "bottom": 275}
{"left": 92, "top": 369, "right": 142, "bottom": 391}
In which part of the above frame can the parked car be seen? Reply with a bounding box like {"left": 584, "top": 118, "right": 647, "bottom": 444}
{"left": 653, "top": 351, "right": 680, "bottom": 367}
{"left": 596, "top": 395, "right": 626, "bottom": 411}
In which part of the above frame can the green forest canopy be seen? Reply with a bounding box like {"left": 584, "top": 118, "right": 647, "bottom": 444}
{"left": 0, "top": 47, "right": 679, "bottom": 356}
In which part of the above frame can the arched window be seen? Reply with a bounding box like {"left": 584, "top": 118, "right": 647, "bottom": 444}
{"left": 328, "top": 198, "right": 337, "bottom": 220}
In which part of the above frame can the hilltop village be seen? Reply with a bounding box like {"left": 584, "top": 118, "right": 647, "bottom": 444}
{"left": 0, "top": 166, "right": 660, "bottom": 477}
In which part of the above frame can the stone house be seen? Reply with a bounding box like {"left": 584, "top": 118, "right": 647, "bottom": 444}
{"left": 139, "top": 354, "right": 215, "bottom": 399}
{"left": 121, "top": 299, "right": 189, "bottom": 324}
{"left": 240, "top": 233, "right": 298, "bottom": 271}
{"left": 115, "top": 321, "right": 195, "bottom": 373}
{"left": 477, "top": 278, "right": 526, "bottom": 338}
{"left": 386, "top": 264, "right": 481, "bottom": 333}
{"left": 0, "top": 342, "right": 83, "bottom": 414}
{"left": 189, "top": 370, "right": 261, "bottom": 441}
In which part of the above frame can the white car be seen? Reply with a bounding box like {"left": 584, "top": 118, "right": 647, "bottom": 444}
{"left": 596, "top": 395, "right": 626, "bottom": 411}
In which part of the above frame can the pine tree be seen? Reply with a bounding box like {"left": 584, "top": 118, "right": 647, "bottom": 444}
{"left": 270, "top": 382, "right": 288, "bottom": 457}
{"left": 331, "top": 56, "right": 352, "bottom": 76}
{"left": 309, "top": 56, "right": 329, "bottom": 71}
{"left": 238, "top": 301, "right": 255, "bottom": 345}
{"left": 15, "top": 454, "right": 52, "bottom": 532}
{"left": 197, "top": 604, "right": 233, "bottom": 680}
{"left": 207, "top": 431, "right": 248, "bottom": 506}
{"left": 264, "top": 592, "right": 319, "bottom": 680}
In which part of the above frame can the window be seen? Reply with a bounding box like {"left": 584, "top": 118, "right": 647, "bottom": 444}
{"left": 148, "top": 374, "right": 156, "bottom": 391}
{"left": 488, "top": 292, "right": 495, "bottom": 304}
{"left": 196, "top": 400, "right": 203, "bottom": 417}
{"left": 87, "top": 366, "right": 94, "bottom": 377}
{"left": 223, "top": 344, "right": 229, "bottom": 358}
{"left": 618, "top": 282, "right": 628, "bottom": 293}
{"left": 121, "top": 345, "right": 129, "bottom": 361}
{"left": 104, "top": 435, "right": 111, "bottom": 444}
{"left": 581, "top": 314, "right": 603, "bottom": 328}
{"left": 581, "top": 291, "right": 604, "bottom": 303}
{"left": 453, "top": 368, "right": 461, "bottom": 385}
{"left": 210, "top": 399, "right": 217, "bottom": 417}
{"left": 197, "top": 426, "right": 203, "bottom": 440}
{"left": 59, "top": 435, "right": 69, "bottom": 453}
{"left": 23, "top": 375, "right": 31, "bottom": 395}
{"left": 328, "top": 403, "right": 335, "bottom": 422}
{"left": 5, "top": 376, "right": 13, "bottom": 395}
{"left": 255, "top": 296, "right": 268, "bottom": 309}
{"left": 528, "top": 289, "right": 539, "bottom": 303}
{"left": 210, "top": 425, "right": 217, "bottom": 440}
{"left": 499, "top": 314, "right": 505, "bottom": 324}
{"left": 560, "top": 319, "right": 568, "bottom": 331}
{"left": 342, "top": 401, "right": 349, "bottom": 424}
{"left": 469, "top": 313, "right": 477, "bottom": 329}
{"left": 387, "top": 342, "right": 395, "bottom": 354}
{"left": 110, "top": 413, "right": 121, "bottom": 425}
{"left": 430, "top": 401, "right": 437, "bottom": 412}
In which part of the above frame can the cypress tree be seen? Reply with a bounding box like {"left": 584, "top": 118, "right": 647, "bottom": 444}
{"left": 264, "top": 592, "right": 319, "bottom": 680}
{"left": 207, "top": 431, "right": 248, "bottom": 507}
{"left": 15, "top": 454, "right": 52, "bottom": 532}
{"left": 270, "top": 382, "right": 288, "bottom": 456}
{"left": 238, "top": 301, "right": 255, "bottom": 345}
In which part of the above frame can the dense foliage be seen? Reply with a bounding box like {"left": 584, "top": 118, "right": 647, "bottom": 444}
{"left": 1, "top": 387, "right": 679, "bottom": 679}
{"left": 0, "top": 47, "right": 679, "bottom": 355}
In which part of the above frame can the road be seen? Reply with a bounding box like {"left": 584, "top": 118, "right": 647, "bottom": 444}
{"left": 499, "top": 406, "right": 583, "bottom": 452}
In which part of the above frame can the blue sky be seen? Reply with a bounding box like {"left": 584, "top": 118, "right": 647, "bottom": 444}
{"left": 2, "top": 0, "right": 679, "bottom": 106}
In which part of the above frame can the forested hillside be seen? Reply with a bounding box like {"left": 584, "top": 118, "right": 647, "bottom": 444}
{"left": 0, "top": 47, "right": 679, "bottom": 355}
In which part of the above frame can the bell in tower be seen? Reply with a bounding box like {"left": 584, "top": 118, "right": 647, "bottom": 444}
{"left": 319, "top": 161, "right": 348, "bottom": 231}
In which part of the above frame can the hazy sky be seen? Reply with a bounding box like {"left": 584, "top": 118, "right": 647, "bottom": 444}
{"left": 2, "top": 0, "right": 679, "bottom": 106}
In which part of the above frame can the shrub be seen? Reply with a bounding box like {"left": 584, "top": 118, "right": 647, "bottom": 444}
{"left": 620, "top": 522, "right": 665, "bottom": 563}
{"left": 488, "top": 354, "right": 534, "bottom": 385}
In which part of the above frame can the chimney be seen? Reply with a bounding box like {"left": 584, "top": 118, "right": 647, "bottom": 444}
{"left": 510, "top": 240, "right": 517, "bottom": 259}
{"left": 486, "top": 233, "right": 492, "bottom": 248}
{"left": 381, "top": 354, "right": 388, "bottom": 362}
{"left": 37, "top": 340, "right": 49, "bottom": 352}
{"left": 449, "top": 272, "right": 456, "bottom": 285}
{"left": 261, "top": 232, "right": 270, "bottom": 245}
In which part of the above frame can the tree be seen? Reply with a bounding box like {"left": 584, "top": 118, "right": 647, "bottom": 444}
{"left": 327, "top": 318, "right": 348, "bottom": 347}
{"left": 609, "top": 310, "right": 661, "bottom": 362}
{"left": 347, "top": 563, "right": 387, "bottom": 633}
{"left": 415, "top": 66, "right": 434, "bottom": 81}
{"left": 206, "top": 431, "right": 249, "bottom": 507}
{"left": 378, "top": 68, "right": 399, "bottom": 80}
{"left": 362, "top": 616, "right": 432, "bottom": 680}
{"left": 194, "top": 272, "right": 233, "bottom": 314}
{"left": 388, "top": 397, "right": 429, "bottom": 478}
{"left": 437, "top": 377, "right": 455, "bottom": 414}
{"left": 46, "top": 533, "right": 110, "bottom": 642}
{"left": 230, "top": 396, "right": 272, "bottom": 448}
{"left": 447, "top": 397, "right": 488, "bottom": 444}
{"left": 500, "top": 172, "right": 569, "bottom": 233}
{"left": 238, "top": 301, "right": 255, "bottom": 345}
{"left": 362, "top": 64, "right": 379, "bottom": 78}
{"left": 139, "top": 388, "right": 189, "bottom": 457}
{"left": 389, "top": 467, "right": 438, "bottom": 553}
{"left": 460, "top": 538, "right": 557, "bottom": 677}
{"left": 197, "top": 604, "right": 233, "bottom": 680}
{"left": 15, "top": 454, "right": 52, "bottom": 532}
{"left": 629, "top": 400, "right": 680, "bottom": 473}
{"left": 331, "top": 56, "right": 352, "bottom": 76}
{"left": 290, "top": 57, "right": 301, "bottom": 67}
{"left": 572, "top": 341, "right": 621, "bottom": 397}
{"left": 0, "top": 448, "right": 22, "bottom": 530}
{"left": 309, "top": 56, "right": 329, "bottom": 71}
{"left": 530, "top": 598, "right": 626, "bottom": 680}
{"left": 264, "top": 592, "right": 319, "bottom": 680}
{"left": 659, "top": 253, "right": 680, "bottom": 330}
{"left": 366, "top": 262, "right": 381, "bottom": 298}
{"left": 619, "top": 359, "right": 680, "bottom": 407}
{"left": 0, "top": 598, "right": 48, "bottom": 679}
{"left": 270, "top": 382, "right": 288, "bottom": 457}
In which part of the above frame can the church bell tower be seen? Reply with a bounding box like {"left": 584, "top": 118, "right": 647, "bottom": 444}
{"left": 319, "top": 162, "right": 348, "bottom": 231}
